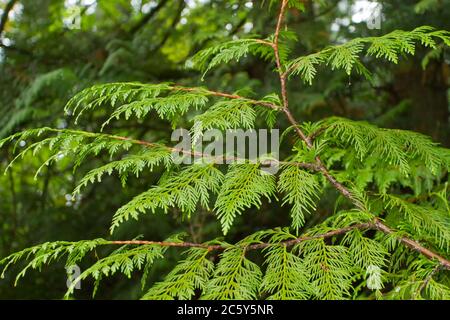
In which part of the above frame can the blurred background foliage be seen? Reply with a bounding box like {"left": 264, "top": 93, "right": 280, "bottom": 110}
{"left": 0, "top": 0, "right": 448, "bottom": 299}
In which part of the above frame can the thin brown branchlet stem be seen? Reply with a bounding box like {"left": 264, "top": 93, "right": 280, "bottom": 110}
{"left": 271, "top": 0, "right": 450, "bottom": 270}
{"left": 108, "top": 220, "right": 450, "bottom": 269}
{"left": 110, "top": 222, "right": 373, "bottom": 251}
{"left": 92, "top": 131, "right": 317, "bottom": 170}
{"left": 273, "top": 0, "right": 289, "bottom": 109}
{"left": 412, "top": 264, "right": 443, "bottom": 299}
{"left": 42, "top": 127, "right": 317, "bottom": 170}
{"left": 173, "top": 86, "right": 281, "bottom": 110}
{"left": 110, "top": 240, "right": 216, "bottom": 250}
{"left": 107, "top": 220, "right": 450, "bottom": 269}
{"left": 373, "top": 220, "right": 450, "bottom": 269}
{"left": 272, "top": 1, "right": 313, "bottom": 145}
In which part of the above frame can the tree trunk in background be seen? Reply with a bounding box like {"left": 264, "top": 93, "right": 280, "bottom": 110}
{"left": 393, "top": 59, "right": 449, "bottom": 146}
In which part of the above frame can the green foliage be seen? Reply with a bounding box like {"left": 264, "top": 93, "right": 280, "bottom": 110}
{"left": 192, "top": 39, "right": 274, "bottom": 78}
{"left": 214, "top": 164, "right": 276, "bottom": 235}
{"left": 141, "top": 248, "right": 213, "bottom": 300}
{"left": 343, "top": 230, "right": 388, "bottom": 271}
{"left": 203, "top": 246, "right": 263, "bottom": 300}
{"left": 415, "top": 0, "right": 441, "bottom": 14}
{"left": 316, "top": 117, "right": 448, "bottom": 176}
{"left": 387, "top": 259, "right": 450, "bottom": 300}
{"left": 0, "top": 239, "right": 108, "bottom": 286}
{"left": 65, "top": 242, "right": 167, "bottom": 298}
{"left": 73, "top": 147, "right": 173, "bottom": 193}
{"left": 0, "top": 128, "right": 151, "bottom": 178}
{"left": 287, "top": 27, "right": 450, "bottom": 84}
{"left": 191, "top": 99, "right": 257, "bottom": 143}
{"left": 0, "top": 223, "right": 447, "bottom": 300}
{"left": 260, "top": 231, "right": 312, "bottom": 300}
{"left": 268, "top": 0, "right": 306, "bottom": 11}
{"left": 278, "top": 164, "right": 321, "bottom": 230}
{"left": 103, "top": 91, "right": 209, "bottom": 129}
{"left": 65, "top": 82, "right": 210, "bottom": 126}
{"left": 383, "top": 194, "right": 450, "bottom": 251}
{"left": 111, "top": 164, "right": 224, "bottom": 233}
{"left": 287, "top": 52, "right": 324, "bottom": 85}
{"left": 0, "top": 68, "right": 78, "bottom": 139}
{"left": 301, "top": 240, "right": 353, "bottom": 300}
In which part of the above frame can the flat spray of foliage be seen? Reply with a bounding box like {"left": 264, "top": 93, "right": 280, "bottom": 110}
{"left": 1, "top": 0, "right": 450, "bottom": 300}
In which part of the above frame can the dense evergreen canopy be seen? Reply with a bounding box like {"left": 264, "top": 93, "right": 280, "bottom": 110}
{"left": 0, "top": 0, "right": 449, "bottom": 300}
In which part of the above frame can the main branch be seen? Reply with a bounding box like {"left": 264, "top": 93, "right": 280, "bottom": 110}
{"left": 271, "top": 0, "right": 450, "bottom": 270}
{"left": 106, "top": 218, "right": 450, "bottom": 269}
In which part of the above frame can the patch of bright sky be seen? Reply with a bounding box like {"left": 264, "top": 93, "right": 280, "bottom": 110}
{"left": 142, "top": 1, "right": 158, "bottom": 14}
{"left": 62, "top": 0, "right": 97, "bottom": 28}
{"left": 64, "top": 0, "right": 97, "bottom": 13}
{"left": 0, "top": 1, "right": 23, "bottom": 61}
{"left": 331, "top": 0, "right": 382, "bottom": 32}
{"left": 245, "top": 2, "right": 253, "bottom": 9}
{"left": 243, "top": 22, "right": 253, "bottom": 33}
{"left": 352, "top": 0, "right": 381, "bottom": 23}
{"left": 0, "top": 1, "right": 23, "bottom": 33}
{"left": 131, "top": 0, "right": 141, "bottom": 10}
{"left": 8, "top": 2, "right": 23, "bottom": 20}
{"left": 186, "top": 0, "right": 210, "bottom": 9}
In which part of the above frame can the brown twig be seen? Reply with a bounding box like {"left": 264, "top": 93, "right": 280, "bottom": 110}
{"left": 412, "top": 264, "right": 442, "bottom": 300}
{"left": 273, "top": 0, "right": 289, "bottom": 110}
{"left": 272, "top": 1, "right": 312, "bottom": 145}
{"left": 110, "top": 240, "right": 216, "bottom": 250}
{"left": 38, "top": 127, "right": 316, "bottom": 172}
{"left": 373, "top": 220, "right": 450, "bottom": 269}
{"left": 104, "top": 219, "right": 450, "bottom": 270}
{"left": 173, "top": 86, "right": 281, "bottom": 110}
{"left": 109, "top": 222, "right": 373, "bottom": 251}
